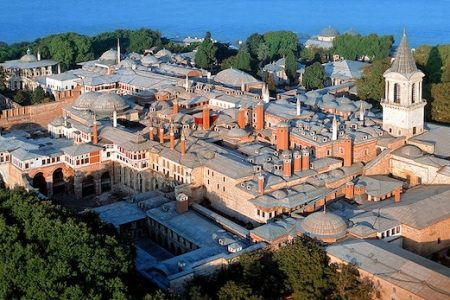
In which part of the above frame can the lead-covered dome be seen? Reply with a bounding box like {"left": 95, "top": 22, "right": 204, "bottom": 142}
{"left": 155, "top": 49, "right": 172, "bottom": 59}
{"left": 141, "top": 55, "right": 160, "bottom": 66}
{"left": 319, "top": 27, "right": 339, "bottom": 38}
{"left": 399, "top": 145, "right": 423, "bottom": 158}
{"left": 300, "top": 211, "right": 347, "bottom": 239}
{"left": 20, "top": 49, "right": 37, "bottom": 63}
{"left": 214, "top": 68, "right": 258, "bottom": 88}
{"left": 90, "top": 93, "right": 129, "bottom": 115}
{"left": 72, "top": 92, "right": 101, "bottom": 111}
{"left": 99, "top": 49, "right": 118, "bottom": 62}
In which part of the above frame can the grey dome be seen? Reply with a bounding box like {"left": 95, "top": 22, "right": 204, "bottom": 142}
{"left": 99, "top": 49, "right": 118, "bottom": 62}
{"left": 301, "top": 211, "right": 347, "bottom": 239}
{"left": 73, "top": 92, "right": 100, "bottom": 110}
{"left": 91, "top": 93, "right": 128, "bottom": 115}
{"left": 322, "top": 93, "right": 336, "bottom": 102}
{"left": 119, "top": 58, "right": 138, "bottom": 69}
{"left": 400, "top": 145, "right": 423, "bottom": 158}
{"left": 214, "top": 68, "right": 258, "bottom": 88}
{"left": 128, "top": 52, "right": 142, "bottom": 60}
{"left": 20, "top": 49, "right": 37, "bottom": 63}
{"left": 155, "top": 49, "right": 172, "bottom": 58}
{"left": 272, "top": 190, "right": 287, "bottom": 199}
{"left": 319, "top": 27, "right": 339, "bottom": 37}
{"left": 141, "top": 55, "right": 160, "bottom": 66}
{"left": 227, "top": 127, "right": 248, "bottom": 138}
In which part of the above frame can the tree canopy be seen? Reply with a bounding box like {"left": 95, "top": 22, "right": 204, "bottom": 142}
{"left": 302, "top": 62, "right": 325, "bottom": 90}
{"left": 184, "top": 237, "right": 374, "bottom": 300}
{"left": 195, "top": 32, "right": 218, "bottom": 70}
{"left": 332, "top": 33, "right": 394, "bottom": 61}
{"left": 31, "top": 86, "right": 46, "bottom": 104}
{"left": 356, "top": 58, "right": 391, "bottom": 102}
{"left": 221, "top": 45, "right": 252, "bottom": 72}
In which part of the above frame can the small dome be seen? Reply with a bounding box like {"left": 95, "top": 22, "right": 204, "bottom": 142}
{"left": 20, "top": 49, "right": 37, "bottom": 63}
{"left": 155, "top": 48, "right": 172, "bottom": 58}
{"left": 128, "top": 52, "right": 142, "bottom": 60}
{"left": 297, "top": 94, "right": 307, "bottom": 103}
{"left": 337, "top": 103, "right": 357, "bottom": 112}
{"left": 141, "top": 55, "right": 160, "bottom": 66}
{"left": 400, "top": 145, "right": 423, "bottom": 158}
{"left": 214, "top": 68, "right": 258, "bottom": 88}
{"left": 119, "top": 58, "right": 138, "bottom": 69}
{"left": 227, "top": 127, "right": 248, "bottom": 138}
{"left": 73, "top": 92, "right": 100, "bottom": 110}
{"left": 322, "top": 93, "right": 336, "bottom": 102}
{"left": 99, "top": 49, "right": 118, "bottom": 62}
{"left": 272, "top": 189, "right": 288, "bottom": 199}
{"left": 91, "top": 93, "right": 128, "bottom": 115}
{"left": 301, "top": 211, "right": 347, "bottom": 239}
{"left": 319, "top": 27, "right": 339, "bottom": 38}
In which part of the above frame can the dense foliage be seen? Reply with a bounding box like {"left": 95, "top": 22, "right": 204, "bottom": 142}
{"left": 0, "top": 187, "right": 136, "bottom": 299}
{"left": 356, "top": 58, "right": 391, "bottom": 102}
{"left": 302, "top": 62, "right": 325, "bottom": 90}
{"left": 185, "top": 238, "right": 374, "bottom": 300}
{"left": 332, "top": 33, "right": 394, "bottom": 61}
{"left": 194, "top": 32, "right": 218, "bottom": 70}
{"left": 221, "top": 45, "right": 252, "bottom": 71}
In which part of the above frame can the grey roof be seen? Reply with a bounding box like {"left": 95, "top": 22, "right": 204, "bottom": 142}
{"left": 319, "top": 26, "right": 339, "bottom": 37}
{"left": 214, "top": 68, "right": 259, "bottom": 88}
{"left": 348, "top": 211, "right": 400, "bottom": 238}
{"left": 324, "top": 60, "right": 368, "bottom": 80}
{"left": 387, "top": 31, "right": 419, "bottom": 76}
{"left": 61, "top": 144, "right": 102, "bottom": 157}
{"left": 327, "top": 240, "right": 450, "bottom": 300}
{"left": 92, "top": 201, "right": 147, "bottom": 228}
{"left": 356, "top": 176, "right": 403, "bottom": 197}
{"left": 411, "top": 123, "right": 450, "bottom": 158}
{"left": 298, "top": 211, "right": 347, "bottom": 239}
{"left": 205, "top": 153, "right": 255, "bottom": 179}
{"left": 250, "top": 218, "right": 299, "bottom": 241}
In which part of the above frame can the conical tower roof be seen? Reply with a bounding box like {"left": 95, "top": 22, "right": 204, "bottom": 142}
{"left": 390, "top": 30, "right": 418, "bottom": 75}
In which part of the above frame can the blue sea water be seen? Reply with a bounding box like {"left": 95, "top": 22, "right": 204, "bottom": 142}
{"left": 1, "top": 0, "right": 449, "bottom": 46}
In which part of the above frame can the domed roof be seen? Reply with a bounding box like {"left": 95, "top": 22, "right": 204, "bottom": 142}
{"left": 227, "top": 127, "right": 248, "bottom": 138}
{"left": 272, "top": 190, "right": 287, "bottom": 199}
{"left": 345, "top": 29, "right": 359, "bottom": 36}
{"left": 297, "top": 94, "right": 307, "bottom": 102}
{"left": 119, "top": 58, "right": 139, "bottom": 69}
{"left": 20, "top": 49, "right": 37, "bottom": 63}
{"left": 214, "top": 68, "right": 258, "bottom": 88}
{"left": 399, "top": 145, "right": 423, "bottom": 158}
{"left": 319, "top": 26, "right": 339, "bottom": 37}
{"left": 337, "top": 103, "right": 357, "bottom": 112}
{"left": 322, "top": 93, "right": 336, "bottom": 102}
{"left": 72, "top": 92, "right": 101, "bottom": 110}
{"left": 128, "top": 52, "right": 142, "bottom": 60}
{"left": 141, "top": 55, "right": 160, "bottom": 66}
{"left": 99, "top": 49, "right": 118, "bottom": 62}
{"left": 300, "top": 211, "right": 347, "bottom": 239}
{"left": 155, "top": 48, "right": 172, "bottom": 58}
{"left": 91, "top": 93, "right": 128, "bottom": 115}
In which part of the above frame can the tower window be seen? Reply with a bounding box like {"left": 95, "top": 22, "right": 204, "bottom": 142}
{"left": 411, "top": 83, "right": 416, "bottom": 103}
{"left": 394, "top": 83, "right": 400, "bottom": 103}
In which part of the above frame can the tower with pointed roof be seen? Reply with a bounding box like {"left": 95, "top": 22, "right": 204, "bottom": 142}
{"left": 381, "top": 30, "right": 425, "bottom": 138}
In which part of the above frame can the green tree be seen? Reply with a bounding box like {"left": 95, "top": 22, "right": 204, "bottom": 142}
{"left": 31, "top": 86, "right": 46, "bottom": 104}
{"left": 430, "top": 83, "right": 450, "bottom": 122}
{"left": 217, "top": 281, "right": 260, "bottom": 300}
{"left": 195, "top": 32, "right": 217, "bottom": 70}
{"left": 128, "top": 29, "right": 162, "bottom": 53}
{"left": 221, "top": 45, "right": 252, "bottom": 72}
{"left": 285, "top": 50, "right": 297, "bottom": 81}
{"left": 330, "top": 263, "right": 375, "bottom": 300}
{"left": 332, "top": 34, "right": 393, "bottom": 61}
{"left": 246, "top": 33, "right": 263, "bottom": 60}
{"left": 356, "top": 58, "right": 391, "bottom": 101}
{"left": 0, "top": 68, "right": 6, "bottom": 92}
{"left": 12, "top": 90, "right": 30, "bottom": 105}
{"left": 263, "top": 31, "right": 299, "bottom": 61}
{"left": 302, "top": 62, "right": 325, "bottom": 90}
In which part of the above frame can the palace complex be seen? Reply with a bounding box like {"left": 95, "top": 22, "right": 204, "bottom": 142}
{"left": 1, "top": 32, "right": 450, "bottom": 298}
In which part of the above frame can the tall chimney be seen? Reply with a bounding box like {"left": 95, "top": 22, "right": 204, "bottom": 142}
{"left": 301, "top": 148, "right": 310, "bottom": 171}
{"left": 255, "top": 101, "right": 264, "bottom": 131}
{"left": 276, "top": 122, "right": 289, "bottom": 151}
{"left": 283, "top": 157, "right": 292, "bottom": 177}
{"left": 170, "top": 127, "right": 175, "bottom": 150}
{"left": 202, "top": 106, "right": 210, "bottom": 130}
{"left": 180, "top": 133, "right": 186, "bottom": 156}
{"left": 258, "top": 174, "right": 264, "bottom": 196}
{"left": 343, "top": 139, "right": 353, "bottom": 167}
{"left": 159, "top": 127, "right": 164, "bottom": 144}
{"left": 173, "top": 99, "right": 179, "bottom": 114}
{"left": 345, "top": 181, "right": 354, "bottom": 200}
{"left": 293, "top": 151, "right": 301, "bottom": 173}
{"left": 394, "top": 187, "right": 401, "bottom": 203}
{"left": 237, "top": 107, "right": 246, "bottom": 129}
{"left": 113, "top": 110, "right": 117, "bottom": 128}
{"left": 149, "top": 126, "right": 154, "bottom": 141}
{"left": 92, "top": 115, "right": 98, "bottom": 144}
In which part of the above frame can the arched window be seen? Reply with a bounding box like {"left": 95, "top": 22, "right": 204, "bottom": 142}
{"left": 393, "top": 83, "right": 400, "bottom": 103}
{"left": 411, "top": 83, "right": 416, "bottom": 103}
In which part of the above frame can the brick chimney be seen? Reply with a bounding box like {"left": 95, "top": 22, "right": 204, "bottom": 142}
{"left": 202, "top": 106, "right": 210, "bottom": 130}
{"left": 394, "top": 187, "right": 401, "bottom": 203}
{"left": 293, "top": 151, "right": 301, "bottom": 173}
{"left": 176, "top": 193, "right": 189, "bottom": 214}
{"left": 92, "top": 115, "right": 98, "bottom": 144}
{"left": 301, "top": 148, "right": 310, "bottom": 171}
{"left": 237, "top": 107, "right": 246, "bottom": 129}
{"left": 255, "top": 101, "right": 264, "bottom": 131}
{"left": 159, "top": 127, "right": 164, "bottom": 144}
{"left": 343, "top": 139, "right": 353, "bottom": 167}
{"left": 149, "top": 126, "right": 154, "bottom": 141}
{"left": 180, "top": 134, "right": 186, "bottom": 156}
{"left": 258, "top": 174, "right": 264, "bottom": 196}
{"left": 345, "top": 181, "right": 354, "bottom": 200}
{"left": 276, "top": 122, "right": 289, "bottom": 151}
{"left": 283, "top": 157, "right": 292, "bottom": 177}
{"left": 170, "top": 127, "right": 175, "bottom": 150}
{"left": 173, "top": 99, "right": 179, "bottom": 114}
